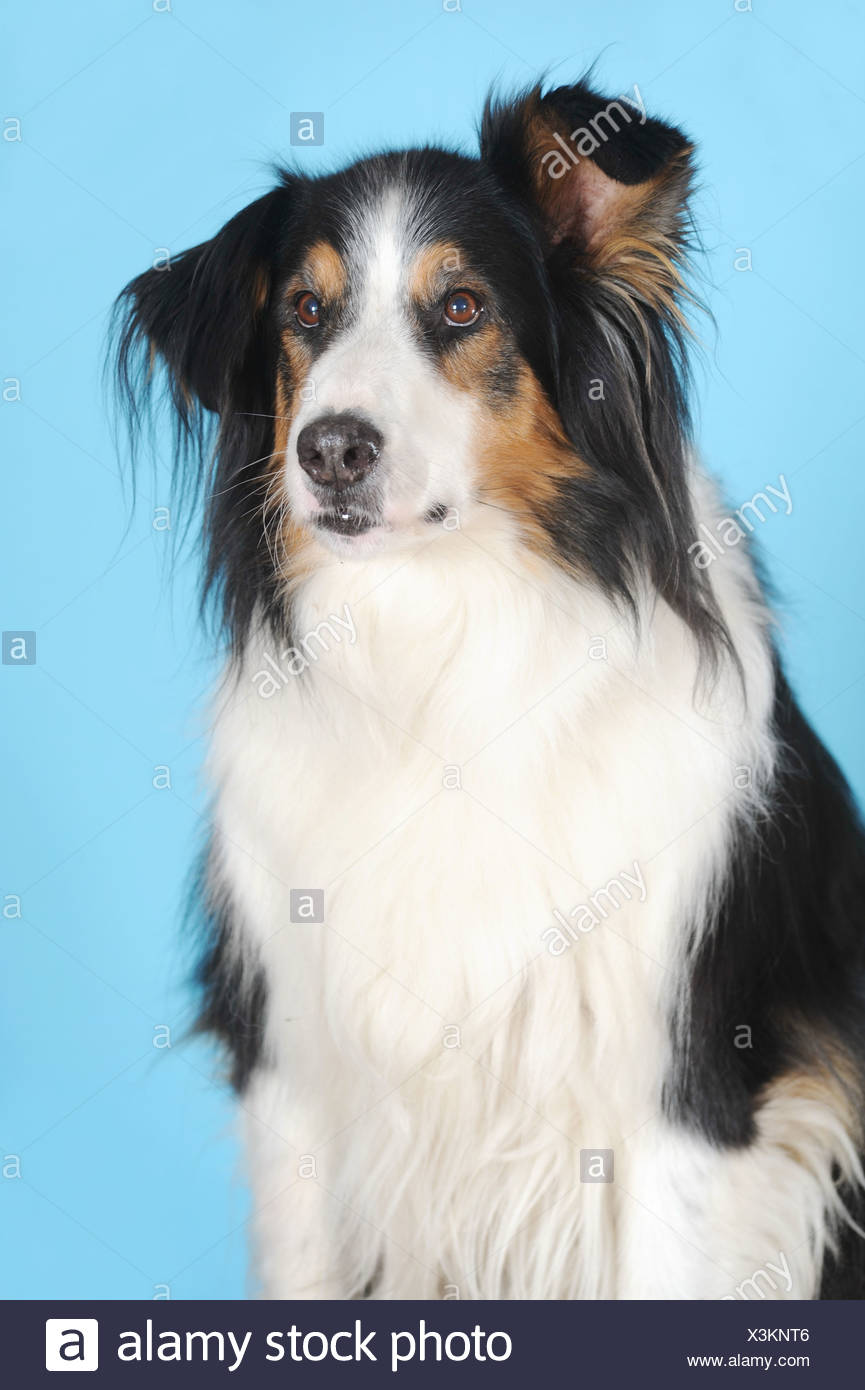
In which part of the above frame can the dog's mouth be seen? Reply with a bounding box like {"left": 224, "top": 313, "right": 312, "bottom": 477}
{"left": 314, "top": 508, "right": 379, "bottom": 537}
{"left": 311, "top": 501, "right": 452, "bottom": 545}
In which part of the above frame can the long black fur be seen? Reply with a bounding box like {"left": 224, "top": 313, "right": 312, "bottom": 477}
{"left": 192, "top": 851, "right": 270, "bottom": 1092}
{"left": 666, "top": 663, "right": 865, "bottom": 1143}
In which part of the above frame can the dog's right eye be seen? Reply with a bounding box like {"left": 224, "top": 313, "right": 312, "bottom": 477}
{"left": 444, "top": 289, "right": 482, "bottom": 327}
{"left": 295, "top": 291, "right": 322, "bottom": 328}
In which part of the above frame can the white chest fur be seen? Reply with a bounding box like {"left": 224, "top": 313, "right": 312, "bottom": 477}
{"left": 208, "top": 506, "right": 776, "bottom": 1298}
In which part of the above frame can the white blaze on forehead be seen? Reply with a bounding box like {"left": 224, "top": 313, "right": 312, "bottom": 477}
{"left": 348, "top": 187, "right": 411, "bottom": 314}
{"left": 284, "top": 185, "right": 479, "bottom": 534}
{"left": 321, "top": 189, "right": 416, "bottom": 413}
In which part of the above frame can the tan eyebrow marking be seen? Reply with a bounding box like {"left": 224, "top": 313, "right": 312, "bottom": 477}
{"left": 289, "top": 239, "right": 347, "bottom": 302}
{"left": 408, "top": 240, "right": 473, "bottom": 306}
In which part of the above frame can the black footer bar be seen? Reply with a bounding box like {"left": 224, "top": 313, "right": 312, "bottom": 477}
{"left": 9, "top": 1298, "right": 858, "bottom": 1386}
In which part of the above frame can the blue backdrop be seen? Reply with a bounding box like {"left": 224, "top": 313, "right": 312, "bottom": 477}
{"left": 2, "top": 0, "right": 863, "bottom": 1299}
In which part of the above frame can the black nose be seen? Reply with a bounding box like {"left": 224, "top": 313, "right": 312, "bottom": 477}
{"left": 296, "top": 413, "right": 382, "bottom": 488}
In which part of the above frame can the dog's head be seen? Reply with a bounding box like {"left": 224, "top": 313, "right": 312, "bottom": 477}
{"left": 115, "top": 78, "right": 723, "bottom": 655}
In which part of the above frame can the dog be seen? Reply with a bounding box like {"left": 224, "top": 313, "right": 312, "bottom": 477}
{"left": 114, "top": 76, "right": 865, "bottom": 1299}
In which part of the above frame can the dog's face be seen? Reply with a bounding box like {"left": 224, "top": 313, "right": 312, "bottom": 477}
{"left": 275, "top": 153, "right": 564, "bottom": 557}
{"left": 117, "top": 80, "right": 723, "bottom": 654}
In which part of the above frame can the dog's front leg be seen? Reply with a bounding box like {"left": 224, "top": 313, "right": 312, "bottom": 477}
{"left": 615, "top": 1121, "right": 735, "bottom": 1299}
{"left": 242, "top": 1072, "right": 353, "bottom": 1300}
{"left": 616, "top": 1109, "right": 831, "bottom": 1299}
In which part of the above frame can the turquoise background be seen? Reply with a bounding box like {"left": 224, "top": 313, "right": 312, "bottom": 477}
{"left": 2, "top": 0, "right": 863, "bottom": 1298}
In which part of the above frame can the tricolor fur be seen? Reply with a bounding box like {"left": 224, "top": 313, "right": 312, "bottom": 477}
{"left": 114, "top": 78, "right": 865, "bottom": 1299}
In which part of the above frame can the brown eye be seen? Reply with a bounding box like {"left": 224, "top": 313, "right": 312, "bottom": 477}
{"left": 444, "top": 289, "right": 482, "bottom": 327}
{"left": 295, "top": 291, "right": 322, "bottom": 327}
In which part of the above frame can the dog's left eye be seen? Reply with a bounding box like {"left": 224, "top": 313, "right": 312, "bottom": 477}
{"left": 444, "top": 290, "right": 482, "bottom": 327}
{"left": 295, "top": 291, "right": 322, "bottom": 328}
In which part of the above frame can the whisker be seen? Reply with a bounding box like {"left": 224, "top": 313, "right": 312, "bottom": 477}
{"left": 232, "top": 411, "right": 295, "bottom": 422}
{"left": 209, "top": 476, "right": 273, "bottom": 504}
{"left": 261, "top": 471, "right": 289, "bottom": 572}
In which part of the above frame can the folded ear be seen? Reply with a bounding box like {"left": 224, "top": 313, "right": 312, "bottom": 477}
{"left": 480, "top": 80, "right": 694, "bottom": 295}
{"left": 114, "top": 185, "right": 293, "bottom": 421}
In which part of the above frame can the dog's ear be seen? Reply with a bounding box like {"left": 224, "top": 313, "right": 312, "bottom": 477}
{"left": 480, "top": 81, "right": 694, "bottom": 301}
{"left": 115, "top": 185, "right": 293, "bottom": 422}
